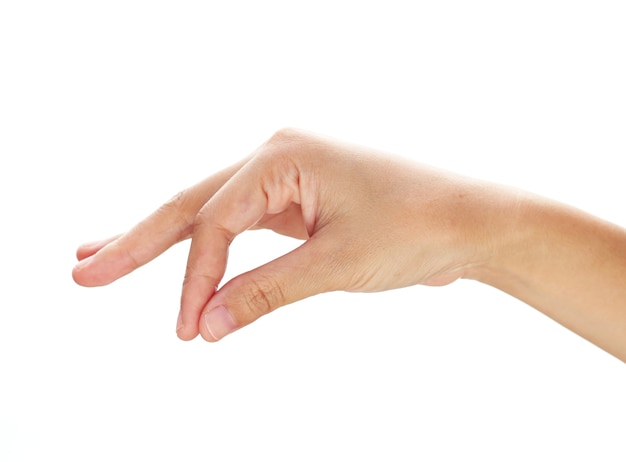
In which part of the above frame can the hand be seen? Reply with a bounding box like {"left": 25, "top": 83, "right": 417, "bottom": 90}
{"left": 71, "top": 128, "right": 626, "bottom": 361}
{"left": 72, "top": 129, "right": 494, "bottom": 341}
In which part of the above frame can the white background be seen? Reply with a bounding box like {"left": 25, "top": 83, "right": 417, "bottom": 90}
{"left": 1, "top": 1, "right": 625, "bottom": 460}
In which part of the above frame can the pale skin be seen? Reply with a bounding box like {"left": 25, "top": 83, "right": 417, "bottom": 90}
{"left": 72, "top": 128, "right": 626, "bottom": 362}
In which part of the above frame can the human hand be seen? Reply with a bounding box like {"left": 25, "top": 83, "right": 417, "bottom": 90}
{"left": 72, "top": 129, "right": 499, "bottom": 341}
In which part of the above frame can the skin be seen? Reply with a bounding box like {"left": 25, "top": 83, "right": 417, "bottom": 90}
{"left": 72, "top": 128, "right": 626, "bottom": 362}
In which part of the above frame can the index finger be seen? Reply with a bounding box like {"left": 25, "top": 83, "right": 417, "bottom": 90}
{"left": 178, "top": 151, "right": 306, "bottom": 339}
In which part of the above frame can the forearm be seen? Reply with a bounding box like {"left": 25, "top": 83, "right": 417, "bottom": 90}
{"left": 467, "top": 191, "right": 626, "bottom": 362}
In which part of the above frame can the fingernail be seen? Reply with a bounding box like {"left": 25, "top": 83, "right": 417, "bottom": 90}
{"left": 176, "top": 310, "right": 184, "bottom": 333}
{"left": 204, "top": 305, "right": 237, "bottom": 341}
{"left": 73, "top": 255, "right": 92, "bottom": 272}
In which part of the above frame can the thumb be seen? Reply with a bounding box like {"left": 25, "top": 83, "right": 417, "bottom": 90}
{"left": 198, "top": 237, "right": 336, "bottom": 341}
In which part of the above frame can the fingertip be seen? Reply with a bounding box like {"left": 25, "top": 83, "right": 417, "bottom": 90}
{"left": 176, "top": 329, "right": 199, "bottom": 341}
{"left": 175, "top": 311, "right": 200, "bottom": 341}
{"left": 71, "top": 256, "right": 94, "bottom": 286}
{"left": 70, "top": 254, "right": 119, "bottom": 287}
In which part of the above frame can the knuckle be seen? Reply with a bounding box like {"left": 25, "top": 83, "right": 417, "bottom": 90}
{"left": 163, "top": 189, "right": 191, "bottom": 216}
{"left": 240, "top": 276, "right": 285, "bottom": 320}
{"left": 166, "top": 189, "right": 186, "bottom": 206}
{"left": 268, "top": 127, "right": 301, "bottom": 144}
{"left": 261, "top": 128, "right": 312, "bottom": 158}
{"left": 158, "top": 189, "right": 194, "bottom": 240}
{"left": 182, "top": 271, "right": 220, "bottom": 288}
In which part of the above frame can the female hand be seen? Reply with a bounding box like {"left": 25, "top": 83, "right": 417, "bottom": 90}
{"left": 72, "top": 128, "right": 626, "bottom": 362}
{"left": 72, "top": 128, "right": 496, "bottom": 341}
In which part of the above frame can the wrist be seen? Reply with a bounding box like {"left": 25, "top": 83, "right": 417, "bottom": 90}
{"left": 460, "top": 183, "right": 534, "bottom": 286}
